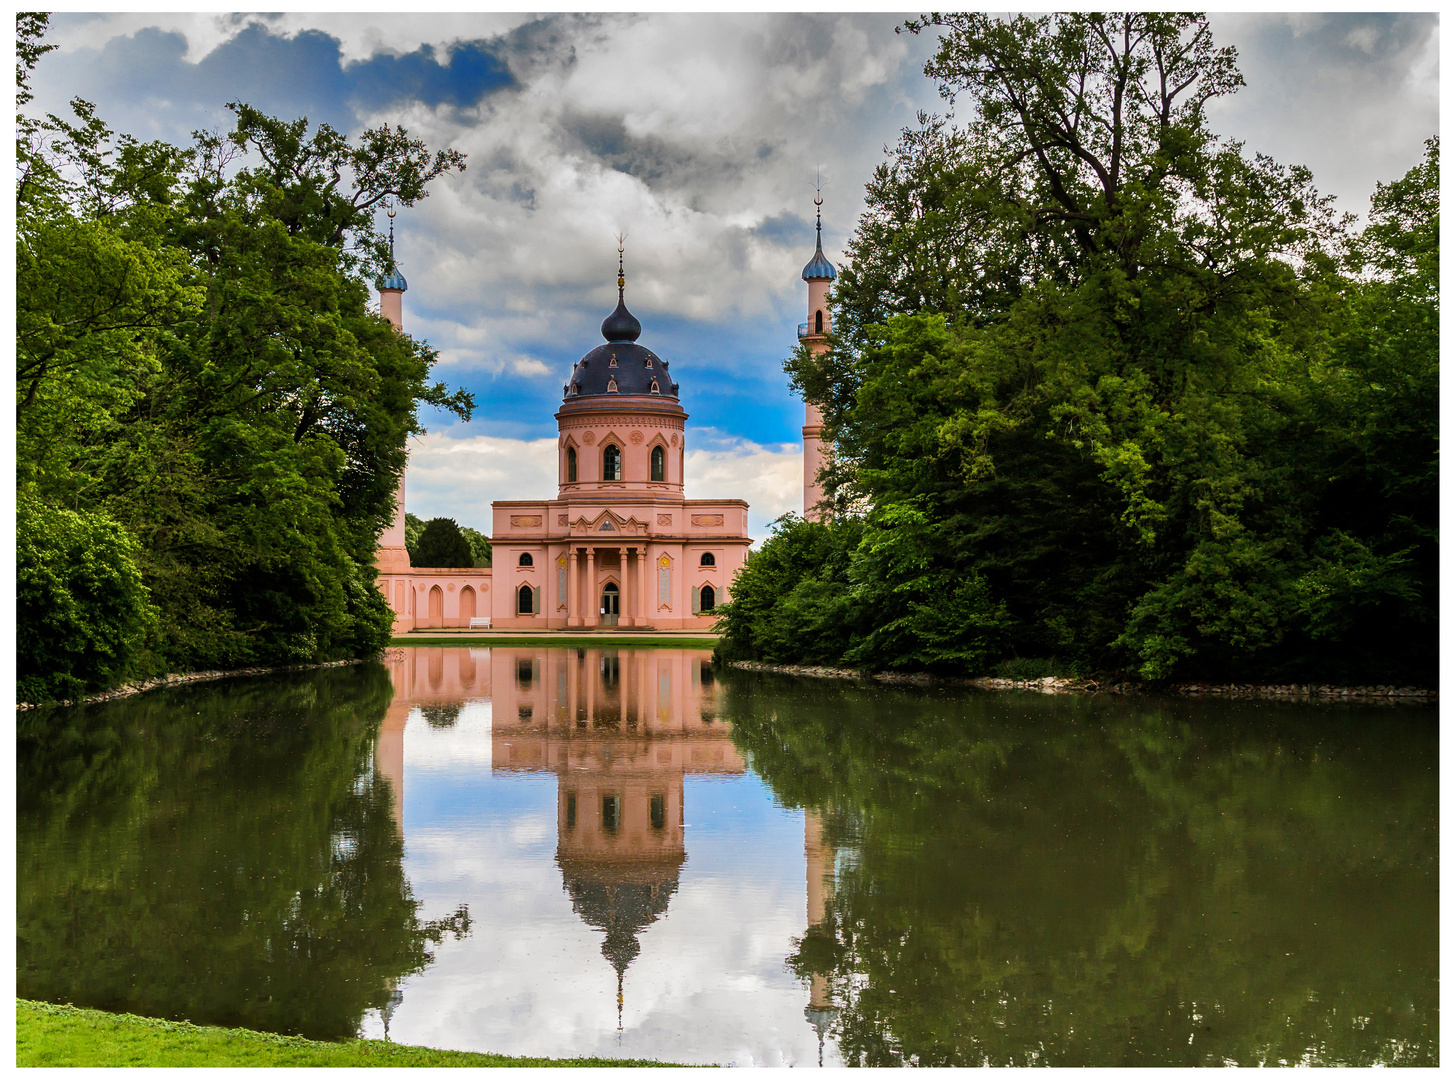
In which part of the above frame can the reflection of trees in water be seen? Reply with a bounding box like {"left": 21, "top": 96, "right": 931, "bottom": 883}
{"left": 420, "top": 702, "right": 462, "bottom": 729}
{"left": 17, "top": 664, "right": 471, "bottom": 1040}
{"left": 726, "top": 678, "right": 1437, "bottom": 1066}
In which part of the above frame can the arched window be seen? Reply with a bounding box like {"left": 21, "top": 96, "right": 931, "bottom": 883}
{"left": 517, "top": 583, "right": 534, "bottom": 614}
{"left": 699, "top": 584, "right": 716, "bottom": 612}
{"left": 649, "top": 379, "right": 660, "bottom": 394}
{"left": 566, "top": 445, "right": 577, "bottom": 482}
{"left": 699, "top": 552, "right": 715, "bottom": 566}
{"left": 603, "top": 444, "right": 622, "bottom": 481}
{"left": 651, "top": 445, "right": 665, "bottom": 482}
{"left": 815, "top": 309, "right": 824, "bottom": 334}
{"left": 518, "top": 552, "right": 533, "bottom": 567}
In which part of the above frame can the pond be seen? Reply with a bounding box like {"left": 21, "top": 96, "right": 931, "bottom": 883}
{"left": 17, "top": 646, "right": 1437, "bottom": 1066}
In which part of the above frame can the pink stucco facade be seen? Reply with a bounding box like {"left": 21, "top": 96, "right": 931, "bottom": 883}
{"left": 373, "top": 254, "right": 749, "bottom": 632}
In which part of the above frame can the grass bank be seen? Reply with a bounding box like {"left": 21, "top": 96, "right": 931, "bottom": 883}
{"left": 17, "top": 1000, "right": 679, "bottom": 1067}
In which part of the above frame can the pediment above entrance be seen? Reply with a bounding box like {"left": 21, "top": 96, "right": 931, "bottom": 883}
{"left": 570, "top": 509, "right": 648, "bottom": 537}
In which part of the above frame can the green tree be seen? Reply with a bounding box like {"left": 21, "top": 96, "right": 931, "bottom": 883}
{"left": 412, "top": 517, "right": 476, "bottom": 568}
{"left": 404, "top": 512, "right": 425, "bottom": 556}
{"left": 459, "top": 525, "right": 493, "bottom": 567}
{"left": 773, "top": 12, "right": 1434, "bottom": 684}
{"left": 16, "top": 14, "right": 475, "bottom": 684}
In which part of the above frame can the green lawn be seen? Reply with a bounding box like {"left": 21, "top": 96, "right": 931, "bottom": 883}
{"left": 17, "top": 1000, "right": 681, "bottom": 1067}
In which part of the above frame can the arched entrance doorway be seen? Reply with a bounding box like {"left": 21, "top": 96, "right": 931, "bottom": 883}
{"left": 601, "top": 582, "right": 620, "bottom": 627}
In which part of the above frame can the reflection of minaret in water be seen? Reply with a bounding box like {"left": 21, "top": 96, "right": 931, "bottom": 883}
{"left": 371, "top": 647, "right": 490, "bottom": 1036}
{"left": 379, "top": 982, "right": 404, "bottom": 1041}
{"left": 804, "top": 810, "right": 838, "bottom": 1066}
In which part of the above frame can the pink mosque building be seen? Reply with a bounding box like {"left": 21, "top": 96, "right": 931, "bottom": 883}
{"left": 375, "top": 215, "right": 835, "bottom": 632}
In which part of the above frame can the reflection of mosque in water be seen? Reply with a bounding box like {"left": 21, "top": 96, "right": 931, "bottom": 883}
{"left": 375, "top": 648, "right": 841, "bottom": 1055}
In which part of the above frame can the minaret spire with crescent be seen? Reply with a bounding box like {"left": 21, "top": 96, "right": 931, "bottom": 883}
{"left": 798, "top": 175, "right": 836, "bottom": 521}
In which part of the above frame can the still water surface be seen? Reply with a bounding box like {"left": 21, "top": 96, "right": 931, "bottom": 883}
{"left": 17, "top": 647, "right": 1437, "bottom": 1065}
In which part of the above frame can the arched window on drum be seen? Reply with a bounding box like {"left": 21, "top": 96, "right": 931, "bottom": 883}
{"left": 603, "top": 444, "right": 622, "bottom": 481}
{"left": 651, "top": 445, "right": 665, "bottom": 482}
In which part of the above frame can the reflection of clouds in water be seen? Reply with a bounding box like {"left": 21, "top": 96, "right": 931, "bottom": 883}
{"left": 370, "top": 647, "right": 831, "bottom": 1063}
{"left": 376, "top": 770, "right": 824, "bottom": 1063}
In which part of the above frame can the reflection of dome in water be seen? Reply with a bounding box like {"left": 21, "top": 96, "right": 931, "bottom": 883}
{"left": 561, "top": 870, "right": 679, "bottom": 977}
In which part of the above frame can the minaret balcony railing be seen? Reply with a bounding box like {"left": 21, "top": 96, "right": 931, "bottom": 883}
{"left": 797, "top": 323, "right": 826, "bottom": 340}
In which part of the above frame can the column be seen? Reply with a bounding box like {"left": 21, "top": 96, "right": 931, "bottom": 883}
{"left": 586, "top": 547, "right": 598, "bottom": 628}
{"left": 618, "top": 547, "right": 629, "bottom": 626}
{"left": 568, "top": 545, "right": 579, "bottom": 627}
{"left": 641, "top": 547, "right": 652, "bottom": 628}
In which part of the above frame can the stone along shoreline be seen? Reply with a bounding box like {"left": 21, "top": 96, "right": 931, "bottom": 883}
{"left": 726, "top": 661, "right": 1436, "bottom": 704}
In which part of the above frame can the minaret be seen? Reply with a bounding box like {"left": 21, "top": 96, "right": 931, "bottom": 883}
{"left": 799, "top": 187, "right": 836, "bottom": 522}
{"left": 376, "top": 204, "right": 412, "bottom": 576}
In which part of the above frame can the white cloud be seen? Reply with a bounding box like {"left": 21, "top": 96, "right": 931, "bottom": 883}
{"left": 47, "top": 12, "right": 537, "bottom": 66}
{"left": 343, "top": 13, "right": 934, "bottom": 385}
{"left": 405, "top": 429, "right": 805, "bottom": 542}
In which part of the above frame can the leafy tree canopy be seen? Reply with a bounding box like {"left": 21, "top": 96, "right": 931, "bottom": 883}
{"left": 759, "top": 13, "right": 1437, "bottom": 685}
{"left": 413, "top": 517, "right": 476, "bottom": 569}
{"left": 16, "top": 13, "right": 474, "bottom": 694}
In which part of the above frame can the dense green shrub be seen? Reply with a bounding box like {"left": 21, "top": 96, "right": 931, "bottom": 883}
{"left": 17, "top": 494, "right": 157, "bottom": 702}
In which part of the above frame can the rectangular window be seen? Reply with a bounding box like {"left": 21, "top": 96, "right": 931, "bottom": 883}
{"left": 658, "top": 566, "right": 671, "bottom": 608}
{"left": 602, "top": 795, "right": 622, "bottom": 833}
{"left": 565, "top": 792, "right": 577, "bottom": 830}
{"left": 650, "top": 793, "right": 666, "bottom": 830}
{"left": 557, "top": 564, "right": 567, "bottom": 609}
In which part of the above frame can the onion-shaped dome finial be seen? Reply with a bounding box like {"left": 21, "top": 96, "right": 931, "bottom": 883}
{"left": 801, "top": 194, "right": 836, "bottom": 282}
{"left": 601, "top": 235, "right": 641, "bottom": 342}
{"left": 380, "top": 201, "right": 408, "bottom": 291}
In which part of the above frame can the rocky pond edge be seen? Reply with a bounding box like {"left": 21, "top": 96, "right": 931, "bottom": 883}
{"left": 16, "top": 659, "right": 366, "bottom": 712}
{"left": 727, "top": 661, "right": 1437, "bottom": 704}
{"left": 19, "top": 655, "right": 1436, "bottom": 711}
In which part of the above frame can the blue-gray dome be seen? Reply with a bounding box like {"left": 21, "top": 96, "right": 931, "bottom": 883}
{"left": 564, "top": 297, "right": 678, "bottom": 401}
{"left": 380, "top": 267, "right": 408, "bottom": 291}
{"left": 801, "top": 236, "right": 836, "bottom": 282}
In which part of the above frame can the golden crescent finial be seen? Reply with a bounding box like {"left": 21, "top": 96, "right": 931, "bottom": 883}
{"left": 814, "top": 196, "right": 823, "bottom": 207}
{"left": 387, "top": 203, "right": 397, "bottom": 219}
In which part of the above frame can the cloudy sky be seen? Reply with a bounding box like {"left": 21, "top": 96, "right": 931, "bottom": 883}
{"left": 28, "top": 12, "right": 1439, "bottom": 539}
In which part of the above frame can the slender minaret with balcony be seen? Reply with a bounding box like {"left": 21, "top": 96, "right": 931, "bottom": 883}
{"left": 376, "top": 205, "right": 412, "bottom": 575}
{"left": 799, "top": 195, "right": 836, "bottom": 522}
